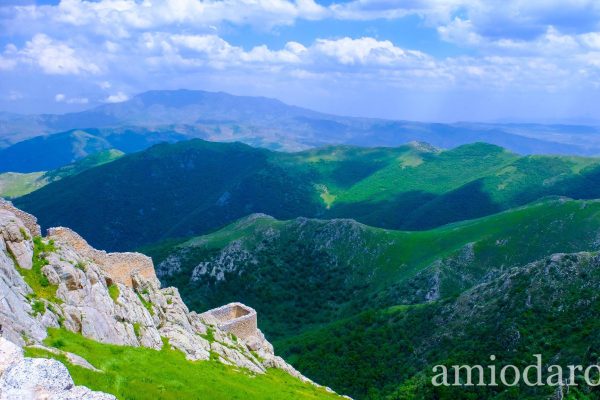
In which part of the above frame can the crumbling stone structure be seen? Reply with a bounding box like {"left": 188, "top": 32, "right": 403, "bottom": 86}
{"left": 46, "top": 226, "right": 157, "bottom": 288}
{"left": 200, "top": 302, "right": 258, "bottom": 341}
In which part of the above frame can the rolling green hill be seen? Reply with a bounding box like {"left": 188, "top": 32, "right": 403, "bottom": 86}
{"left": 277, "top": 251, "right": 600, "bottom": 399}
{"left": 142, "top": 198, "right": 600, "bottom": 399}
{"left": 0, "top": 149, "right": 124, "bottom": 199}
{"left": 144, "top": 198, "right": 600, "bottom": 339}
{"left": 15, "top": 139, "right": 600, "bottom": 251}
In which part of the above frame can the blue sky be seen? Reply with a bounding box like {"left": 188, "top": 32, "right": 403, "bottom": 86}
{"left": 1, "top": 0, "right": 600, "bottom": 122}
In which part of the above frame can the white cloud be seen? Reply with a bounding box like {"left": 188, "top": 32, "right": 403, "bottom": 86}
{"left": 55, "top": 93, "right": 89, "bottom": 104}
{"left": 312, "top": 37, "right": 430, "bottom": 67}
{"left": 330, "top": 0, "right": 463, "bottom": 23}
{"left": 151, "top": 34, "right": 431, "bottom": 71}
{"left": 7, "top": 0, "right": 328, "bottom": 39}
{"left": 9, "top": 34, "right": 101, "bottom": 75}
{"left": 438, "top": 18, "right": 483, "bottom": 46}
{"left": 105, "top": 91, "right": 129, "bottom": 103}
{"left": 1, "top": 0, "right": 600, "bottom": 118}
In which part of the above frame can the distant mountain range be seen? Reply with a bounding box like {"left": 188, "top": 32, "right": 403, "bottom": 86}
{"left": 1, "top": 89, "right": 600, "bottom": 173}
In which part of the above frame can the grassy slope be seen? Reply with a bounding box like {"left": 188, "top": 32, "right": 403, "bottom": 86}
{"left": 0, "top": 171, "right": 46, "bottom": 198}
{"left": 145, "top": 198, "right": 600, "bottom": 341}
{"left": 0, "top": 149, "right": 123, "bottom": 199}
{"left": 26, "top": 329, "right": 340, "bottom": 400}
{"left": 16, "top": 139, "right": 600, "bottom": 251}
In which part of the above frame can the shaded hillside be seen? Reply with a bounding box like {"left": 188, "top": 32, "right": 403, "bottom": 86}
{"left": 15, "top": 139, "right": 600, "bottom": 251}
{"left": 0, "top": 126, "right": 188, "bottom": 173}
{"left": 144, "top": 198, "right": 600, "bottom": 340}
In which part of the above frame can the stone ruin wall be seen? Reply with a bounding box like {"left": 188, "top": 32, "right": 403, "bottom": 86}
{"left": 0, "top": 199, "right": 41, "bottom": 237}
{"left": 46, "top": 226, "right": 157, "bottom": 288}
{"left": 200, "top": 302, "right": 258, "bottom": 340}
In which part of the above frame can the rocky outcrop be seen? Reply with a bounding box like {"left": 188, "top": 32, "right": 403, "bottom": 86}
{"left": 0, "top": 209, "right": 33, "bottom": 270}
{"left": 0, "top": 337, "right": 114, "bottom": 400}
{"left": 0, "top": 205, "right": 319, "bottom": 385}
{"left": 0, "top": 211, "right": 45, "bottom": 346}
{"left": 0, "top": 199, "right": 41, "bottom": 238}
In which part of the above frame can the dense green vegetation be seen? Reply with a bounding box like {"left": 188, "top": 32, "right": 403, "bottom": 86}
{"left": 276, "top": 252, "right": 600, "bottom": 399}
{"left": 0, "top": 149, "right": 123, "bottom": 198}
{"left": 26, "top": 329, "right": 340, "bottom": 400}
{"left": 140, "top": 197, "right": 600, "bottom": 399}
{"left": 43, "top": 149, "right": 124, "bottom": 181}
{"left": 146, "top": 198, "right": 600, "bottom": 340}
{"left": 16, "top": 139, "right": 600, "bottom": 251}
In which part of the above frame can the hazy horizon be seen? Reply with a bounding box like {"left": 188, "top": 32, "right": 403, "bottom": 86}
{"left": 2, "top": 1, "right": 600, "bottom": 123}
{"left": 2, "top": 87, "right": 600, "bottom": 126}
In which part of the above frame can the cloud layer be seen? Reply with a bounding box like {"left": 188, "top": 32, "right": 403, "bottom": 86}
{"left": 1, "top": 0, "right": 600, "bottom": 121}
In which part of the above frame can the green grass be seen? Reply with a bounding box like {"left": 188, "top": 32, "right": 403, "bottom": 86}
{"left": 0, "top": 171, "right": 46, "bottom": 198}
{"left": 108, "top": 284, "right": 120, "bottom": 303}
{"left": 74, "top": 261, "right": 87, "bottom": 271}
{"left": 137, "top": 292, "right": 154, "bottom": 316}
{"left": 200, "top": 325, "right": 216, "bottom": 343}
{"left": 31, "top": 299, "right": 46, "bottom": 316}
{"left": 133, "top": 322, "right": 141, "bottom": 338}
{"left": 16, "top": 237, "right": 62, "bottom": 304}
{"left": 25, "top": 329, "right": 341, "bottom": 400}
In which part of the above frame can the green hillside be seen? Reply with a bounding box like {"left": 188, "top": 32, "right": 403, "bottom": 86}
{"left": 142, "top": 198, "right": 600, "bottom": 399}
{"left": 0, "top": 149, "right": 123, "bottom": 199}
{"left": 27, "top": 329, "right": 340, "bottom": 400}
{"left": 15, "top": 139, "right": 600, "bottom": 251}
{"left": 0, "top": 171, "right": 46, "bottom": 198}
{"left": 276, "top": 251, "right": 600, "bottom": 399}
{"left": 144, "top": 198, "right": 600, "bottom": 341}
